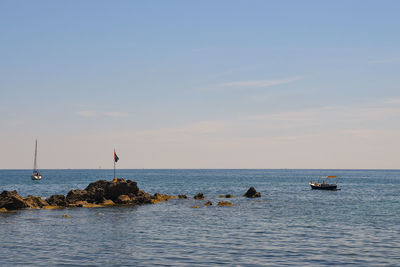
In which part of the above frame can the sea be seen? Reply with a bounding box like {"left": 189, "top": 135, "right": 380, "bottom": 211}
{"left": 1, "top": 169, "right": 399, "bottom": 266}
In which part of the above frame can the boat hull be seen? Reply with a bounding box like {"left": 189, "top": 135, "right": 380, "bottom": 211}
{"left": 310, "top": 183, "right": 337, "bottom": 190}
{"left": 31, "top": 175, "right": 42, "bottom": 180}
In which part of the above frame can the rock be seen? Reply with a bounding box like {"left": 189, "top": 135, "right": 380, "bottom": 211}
{"left": 192, "top": 205, "right": 200, "bottom": 208}
{"left": 66, "top": 190, "right": 88, "bottom": 204}
{"left": 219, "top": 194, "right": 234, "bottom": 198}
{"left": 47, "top": 194, "right": 67, "bottom": 206}
{"left": 61, "top": 214, "right": 71, "bottom": 218}
{"left": 116, "top": 195, "right": 131, "bottom": 204}
{"left": 0, "top": 178, "right": 165, "bottom": 212}
{"left": 68, "top": 201, "right": 88, "bottom": 207}
{"left": 151, "top": 193, "right": 176, "bottom": 204}
{"left": 67, "top": 178, "right": 140, "bottom": 204}
{"left": 194, "top": 193, "right": 205, "bottom": 200}
{"left": 42, "top": 205, "right": 61, "bottom": 210}
{"left": 131, "top": 190, "right": 152, "bottom": 205}
{"left": 217, "top": 201, "right": 234, "bottom": 206}
{"left": 243, "top": 187, "right": 261, "bottom": 198}
{"left": 204, "top": 201, "right": 213, "bottom": 206}
{"left": 102, "top": 199, "right": 115, "bottom": 206}
{"left": 0, "top": 190, "right": 28, "bottom": 210}
{"left": 23, "top": 195, "right": 48, "bottom": 209}
{"left": 101, "top": 179, "right": 139, "bottom": 201}
{"left": 178, "top": 194, "right": 187, "bottom": 199}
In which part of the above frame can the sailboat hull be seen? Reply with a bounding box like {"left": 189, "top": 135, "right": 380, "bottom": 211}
{"left": 31, "top": 175, "right": 42, "bottom": 180}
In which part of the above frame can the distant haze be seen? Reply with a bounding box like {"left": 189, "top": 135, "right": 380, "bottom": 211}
{"left": 1, "top": 1, "right": 399, "bottom": 169}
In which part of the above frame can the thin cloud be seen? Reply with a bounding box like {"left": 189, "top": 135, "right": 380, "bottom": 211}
{"left": 76, "top": 111, "right": 98, "bottom": 117}
{"left": 200, "top": 76, "right": 303, "bottom": 91}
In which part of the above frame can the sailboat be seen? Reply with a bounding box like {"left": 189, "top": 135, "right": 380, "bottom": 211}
{"left": 31, "top": 139, "right": 42, "bottom": 180}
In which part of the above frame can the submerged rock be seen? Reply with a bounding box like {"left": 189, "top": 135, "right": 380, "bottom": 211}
{"left": 204, "top": 201, "right": 213, "bottom": 206}
{"left": 0, "top": 190, "right": 28, "bottom": 210}
{"left": 151, "top": 193, "right": 176, "bottom": 204}
{"left": 194, "top": 193, "right": 205, "bottom": 200}
{"left": 217, "top": 201, "right": 234, "bottom": 206}
{"left": 243, "top": 187, "right": 261, "bottom": 198}
{"left": 219, "top": 194, "right": 234, "bottom": 198}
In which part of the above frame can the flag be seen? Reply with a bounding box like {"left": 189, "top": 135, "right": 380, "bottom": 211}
{"left": 114, "top": 151, "right": 119, "bottom": 162}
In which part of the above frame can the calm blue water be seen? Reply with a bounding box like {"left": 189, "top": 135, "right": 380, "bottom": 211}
{"left": 1, "top": 169, "right": 400, "bottom": 266}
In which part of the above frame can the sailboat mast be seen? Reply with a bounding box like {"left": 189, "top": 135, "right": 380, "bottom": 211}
{"left": 33, "top": 139, "right": 38, "bottom": 171}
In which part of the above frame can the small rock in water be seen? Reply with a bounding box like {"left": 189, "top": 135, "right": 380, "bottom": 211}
{"left": 194, "top": 193, "right": 205, "bottom": 200}
{"left": 151, "top": 193, "right": 176, "bottom": 204}
{"left": 61, "top": 214, "right": 71, "bottom": 218}
{"left": 219, "top": 194, "right": 234, "bottom": 198}
{"left": 204, "top": 201, "right": 213, "bottom": 206}
{"left": 178, "top": 194, "right": 187, "bottom": 199}
{"left": 217, "top": 201, "right": 234, "bottom": 206}
{"left": 243, "top": 187, "right": 261, "bottom": 198}
{"left": 192, "top": 205, "right": 200, "bottom": 208}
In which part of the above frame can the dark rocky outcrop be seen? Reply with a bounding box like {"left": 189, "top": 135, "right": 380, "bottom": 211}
{"left": 1, "top": 178, "right": 198, "bottom": 211}
{"left": 243, "top": 187, "right": 261, "bottom": 198}
{"left": 47, "top": 195, "right": 67, "bottom": 206}
{"left": 67, "top": 179, "right": 140, "bottom": 204}
{"left": 0, "top": 190, "right": 28, "bottom": 210}
{"left": 23, "top": 195, "right": 48, "bottom": 209}
{"left": 178, "top": 194, "right": 187, "bottom": 199}
{"left": 66, "top": 190, "right": 88, "bottom": 204}
{"left": 194, "top": 193, "right": 205, "bottom": 200}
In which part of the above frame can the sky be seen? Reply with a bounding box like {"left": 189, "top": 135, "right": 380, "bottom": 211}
{"left": 1, "top": 0, "right": 400, "bottom": 169}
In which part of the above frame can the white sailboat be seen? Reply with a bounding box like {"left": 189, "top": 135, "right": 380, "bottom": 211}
{"left": 31, "top": 139, "right": 42, "bottom": 180}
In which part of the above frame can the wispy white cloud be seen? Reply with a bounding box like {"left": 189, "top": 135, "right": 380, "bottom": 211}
{"left": 76, "top": 111, "right": 98, "bottom": 118}
{"left": 200, "top": 76, "right": 303, "bottom": 91}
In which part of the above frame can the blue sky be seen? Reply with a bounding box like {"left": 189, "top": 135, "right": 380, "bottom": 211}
{"left": 1, "top": 0, "right": 400, "bottom": 169}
